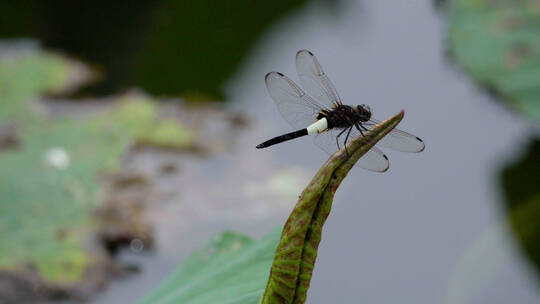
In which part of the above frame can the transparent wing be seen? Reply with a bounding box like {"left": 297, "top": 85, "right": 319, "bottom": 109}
{"left": 364, "top": 119, "right": 425, "bottom": 152}
{"left": 314, "top": 128, "right": 389, "bottom": 172}
{"left": 265, "top": 72, "right": 326, "bottom": 130}
{"left": 296, "top": 49, "right": 342, "bottom": 108}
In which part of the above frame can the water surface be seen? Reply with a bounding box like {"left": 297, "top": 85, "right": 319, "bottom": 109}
{"left": 96, "top": 1, "right": 539, "bottom": 303}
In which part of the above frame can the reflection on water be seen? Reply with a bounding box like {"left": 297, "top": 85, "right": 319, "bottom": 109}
{"left": 0, "top": 0, "right": 311, "bottom": 98}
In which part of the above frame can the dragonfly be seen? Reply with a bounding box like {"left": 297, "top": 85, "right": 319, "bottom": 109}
{"left": 256, "top": 50, "right": 425, "bottom": 172}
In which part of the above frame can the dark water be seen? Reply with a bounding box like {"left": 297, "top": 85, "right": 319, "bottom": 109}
{"left": 0, "top": 0, "right": 310, "bottom": 98}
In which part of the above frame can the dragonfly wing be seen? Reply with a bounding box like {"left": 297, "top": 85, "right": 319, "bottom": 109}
{"left": 314, "top": 127, "right": 389, "bottom": 172}
{"left": 365, "top": 119, "right": 425, "bottom": 152}
{"left": 265, "top": 72, "right": 325, "bottom": 130}
{"left": 296, "top": 50, "right": 341, "bottom": 108}
{"left": 357, "top": 146, "right": 390, "bottom": 172}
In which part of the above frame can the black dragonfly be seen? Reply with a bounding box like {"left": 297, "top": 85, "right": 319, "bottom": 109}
{"left": 256, "top": 50, "right": 424, "bottom": 172}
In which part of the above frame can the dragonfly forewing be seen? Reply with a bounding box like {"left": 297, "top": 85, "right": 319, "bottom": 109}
{"left": 296, "top": 50, "right": 342, "bottom": 107}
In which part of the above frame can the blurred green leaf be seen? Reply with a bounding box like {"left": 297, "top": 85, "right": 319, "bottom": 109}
{"left": 501, "top": 138, "right": 540, "bottom": 277}
{"left": 448, "top": 0, "right": 540, "bottom": 120}
{"left": 139, "top": 229, "right": 279, "bottom": 304}
{"left": 0, "top": 50, "right": 194, "bottom": 283}
{"left": 139, "top": 112, "right": 404, "bottom": 304}
{"left": 137, "top": 119, "right": 197, "bottom": 150}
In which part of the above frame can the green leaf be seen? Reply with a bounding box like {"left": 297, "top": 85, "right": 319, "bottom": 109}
{"left": 0, "top": 50, "right": 195, "bottom": 283}
{"left": 448, "top": 0, "right": 540, "bottom": 120}
{"left": 500, "top": 138, "right": 540, "bottom": 278}
{"left": 137, "top": 119, "right": 197, "bottom": 150}
{"left": 138, "top": 229, "right": 280, "bottom": 304}
{"left": 140, "top": 111, "right": 404, "bottom": 304}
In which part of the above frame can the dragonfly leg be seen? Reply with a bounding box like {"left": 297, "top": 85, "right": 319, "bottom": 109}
{"left": 335, "top": 127, "right": 348, "bottom": 151}
{"left": 343, "top": 126, "right": 353, "bottom": 156}
{"left": 360, "top": 124, "right": 369, "bottom": 131}
{"left": 355, "top": 123, "right": 365, "bottom": 136}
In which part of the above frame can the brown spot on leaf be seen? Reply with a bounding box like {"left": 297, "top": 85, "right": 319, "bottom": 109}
{"left": 0, "top": 121, "right": 20, "bottom": 150}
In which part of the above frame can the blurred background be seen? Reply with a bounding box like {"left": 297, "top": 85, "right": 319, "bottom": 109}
{"left": 0, "top": 0, "right": 539, "bottom": 303}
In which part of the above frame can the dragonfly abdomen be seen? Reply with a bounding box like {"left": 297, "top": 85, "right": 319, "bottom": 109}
{"left": 256, "top": 129, "right": 308, "bottom": 149}
{"left": 256, "top": 118, "right": 328, "bottom": 149}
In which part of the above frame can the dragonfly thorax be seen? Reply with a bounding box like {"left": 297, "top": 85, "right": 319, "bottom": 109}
{"left": 323, "top": 104, "right": 371, "bottom": 129}
{"left": 356, "top": 104, "right": 372, "bottom": 122}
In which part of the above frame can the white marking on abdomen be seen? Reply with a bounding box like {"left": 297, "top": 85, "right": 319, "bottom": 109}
{"left": 306, "top": 118, "right": 328, "bottom": 135}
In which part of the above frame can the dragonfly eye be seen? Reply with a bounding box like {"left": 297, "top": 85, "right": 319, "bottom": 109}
{"left": 357, "top": 105, "right": 372, "bottom": 117}
{"left": 364, "top": 105, "right": 371, "bottom": 113}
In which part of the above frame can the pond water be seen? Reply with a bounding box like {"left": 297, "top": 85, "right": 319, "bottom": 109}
{"left": 94, "top": 1, "right": 539, "bottom": 303}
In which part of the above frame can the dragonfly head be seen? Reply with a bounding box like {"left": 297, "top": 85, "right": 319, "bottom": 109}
{"left": 356, "top": 104, "right": 372, "bottom": 121}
